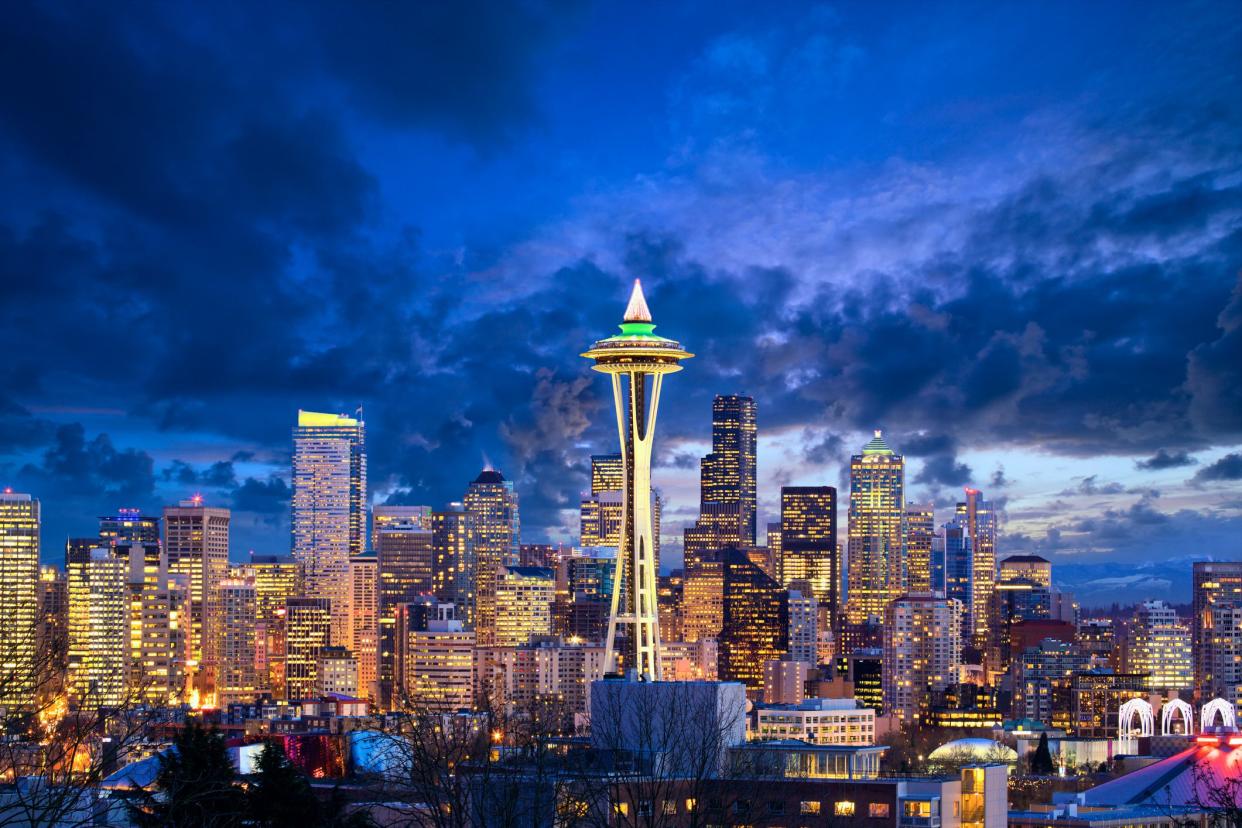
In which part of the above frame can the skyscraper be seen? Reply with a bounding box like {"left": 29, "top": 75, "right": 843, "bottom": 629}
{"left": 956, "top": 488, "right": 998, "bottom": 647}
{"left": 464, "top": 468, "right": 520, "bottom": 647}
{"left": 350, "top": 551, "right": 379, "bottom": 701}
{"left": 846, "top": 431, "right": 905, "bottom": 624}
{"left": 284, "top": 597, "right": 332, "bottom": 700}
{"left": 98, "top": 508, "right": 160, "bottom": 545}
{"left": 36, "top": 565, "right": 68, "bottom": 704}
{"left": 217, "top": 577, "right": 258, "bottom": 705}
{"left": 162, "top": 497, "right": 229, "bottom": 698}
{"left": 376, "top": 517, "right": 434, "bottom": 708}
{"left": 432, "top": 503, "right": 474, "bottom": 623}
{"left": 371, "top": 504, "right": 430, "bottom": 549}
{"left": 580, "top": 453, "right": 624, "bottom": 547}
{"left": 581, "top": 279, "right": 692, "bottom": 679}
{"left": 719, "top": 548, "right": 788, "bottom": 696}
{"left": 0, "top": 491, "right": 39, "bottom": 711}
{"left": 1193, "top": 561, "right": 1242, "bottom": 699}
{"left": 685, "top": 395, "right": 758, "bottom": 553}
{"left": 67, "top": 547, "right": 128, "bottom": 710}
{"left": 883, "top": 594, "right": 962, "bottom": 725}
{"left": 903, "top": 503, "right": 935, "bottom": 594}
{"left": 291, "top": 409, "right": 367, "bottom": 646}
{"left": 779, "top": 486, "right": 838, "bottom": 624}
{"left": 493, "top": 565, "right": 555, "bottom": 647}
{"left": 943, "top": 519, "right": 972, "bottom": 637}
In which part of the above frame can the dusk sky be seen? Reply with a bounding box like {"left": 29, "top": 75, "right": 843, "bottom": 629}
{"left": 1, "top": 1, "right": 1239, "bottom": 606}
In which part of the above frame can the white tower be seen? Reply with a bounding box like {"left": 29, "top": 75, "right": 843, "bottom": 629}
{"left": 582, "top": 280, "right": 692, "bottom": 679}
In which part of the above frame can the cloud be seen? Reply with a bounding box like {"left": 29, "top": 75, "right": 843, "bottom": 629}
{"left": 1135, "top": 449, "right": 1197, "bottom": 470}
{"left": 232, "top": 476, "right": 292, "bottom": 515}
{"left": 1059, "top": 475, "right": 1127, "bottom": 497}
{"left": 1192, "top": 452, "right": 1242, "bottom": 483}
{"left": 17, "top": 424, "right": 154, "bottom": 501}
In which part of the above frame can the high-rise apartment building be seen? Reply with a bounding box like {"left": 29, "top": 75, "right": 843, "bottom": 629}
{"left": 787, "top": 589, "right": 819, "bottom": 665}
{"left": 0, "top": 491, "right": 39, "bottom": 711}
{"left": 291, "top": 409, "right": 367, "bottom": 646}
{"left": 943, "top": 520, "right": 972, "bottom": 638}
{"left": 903, "top": 503, "right": 935, "bottom": 594}
{"left": 1193, "top": 561, "right": 1242, "bottom": 699}
{"left": 846, "top": 431, "right": 905, "bottom": 624}
{"left": 36, "top": 565, "right": 68, "bottom": 704}
{"left": 163, "top": 497, "right": 229, "bottom": 695}
{"left": 475, "top": 638, "right": 606, "bottom": 717}
{"left": 883, "top": 594, "right": 962, "bottom": 725}
{"left": 493, "top": 565, "right": 555, "bottom": 647}
{"left": 315, "top": 646, "right": 359, "bottom": 697}
{"left": 432, "top": 503, "right": 474, "bottom": 623}
{"left": 217, "top": 577, "right": 258, "bottom": 705}
{"left": 285, "top": 597, "right": 332, "bottom": 701}
{"left": 400, "top": 608, "right": 475, "bottom": 713}
{"left": 349, "top": 551, "right": 378, "bottom": 702}
{"left": 1200, "top": 602, "right": 1242, "bottom": 704}
{"left": 464, "top": 468, "right": 520, "bottom": 648}
{"left": 719, "top": 548, "right": 788, "bottom": 696}
{"left": 1123, "top": 600, "right": 1193, "bottom": 692}
{"left": 67, "top": 547, "right": 128, "bottom": 709}
{"left": 778, "top": 486, "right": 838, "bottom": 623}
{"left": 956, "top": 488, "right": 998, "bottom": 647}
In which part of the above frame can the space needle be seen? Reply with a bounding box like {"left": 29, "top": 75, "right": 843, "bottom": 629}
{"left": 582, "top": 279, "right": 692, "bottom": 680}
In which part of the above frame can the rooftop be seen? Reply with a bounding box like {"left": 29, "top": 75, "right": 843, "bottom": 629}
{"left": 297, "top": 409, "right": 359, "bottom": 427}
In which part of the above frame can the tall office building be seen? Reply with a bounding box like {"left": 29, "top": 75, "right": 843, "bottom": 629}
{"left": 67, "top": 547, "right": 128, "bottom": 710}
{"left": 377, "top": 518, "right": 435, "bottom": 708}
{"left": 350, "top": 551, "right": 379, "bottom": 701}
{"left": 778, "top": 486, "right": 838, "bottom": 623}
{"left": 999, "top": 554, "right": 1051, "bottom": 588}
{"left": 217, "top": 577, "right": 258, "bottom": 704}
{"left": 291, "top": 409, "right": 367, "bottom": 646}
{"left": 1193, "top": 561, "right": 1242, "bottom": 699}
{"left": 99, "top": 508, "right": 160, "bottom": 545}
{"left": 904, "top": 503, "right": 935, "bottom": 594}
{"left": 1123, "top": 601, "right": 1193, "bottom": 692}
{"left": 943, "top": 520, "right": 972, "bottom": 638}
{"left": 846, "top": 431, "right": 905, "bottom": 624}
{"left": 371, "top": 504, "right": 430, "bottom": 549}
{"left": 36, "top": 565, "right": 68, "bottom": 704}
{"left": 285, "top": 597, "right": 332, "bottom": 700}
{"left": 163, "top": 498, "right": 230, "bottom": 695}
{"left": 580, "top": 453, "right": 624, "bottom": 548}
{"left": 685, "top": 395, "right": 758, "bottom": 555}
{"left": 719, "top": 548, "right": 789, "bottom": 695}
{"left": 883, "top": 594, "right": 962, "bottom": 725}
{"left": 464, "top": 468, "right": 520, "bottom": 647}
{"left": 245, "top": 554, "right": 302, "bottom": 697}
{"left": 956, "top": 488, "right": 998, "bottom": 647}
{"left": 1201, "top": 603, "right": 1242, "bottom": 704}
{"left": 432, "top": 503, "right": 474, "bottom": 623}
{"left": 493, "top": 565, "right": 555, "bottom": 647}
{"left": 682, "top": 551, "right": 724, "bottom": 644}
{"left": 0, "top": 492, "right": 39, "bottom": 711}
{"left": 114, "top": 543, "right": 189, "bottom": 707}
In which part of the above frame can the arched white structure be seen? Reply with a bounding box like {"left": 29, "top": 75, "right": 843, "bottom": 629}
{"left": 1200, "top": 698, "right": 1237, "bottom": 731}
{"left": 1161, "top": 699, "right": 1194, "bottom": 735}
{"left": 1119, "top": 698, "right": 1154, "bottom": 737}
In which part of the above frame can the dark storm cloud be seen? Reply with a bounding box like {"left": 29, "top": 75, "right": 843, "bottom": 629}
{"left": 1135, "top": 449, "right": 1198, "bottom": 471}
{"left": 17, "top": 424, "right": 154, "bottom": 501}
{"left": 1192, "top": 453, "right": 1242, "bottom": 484}
{"left": 232, "top": 477, "right": 292, "bottom": 515}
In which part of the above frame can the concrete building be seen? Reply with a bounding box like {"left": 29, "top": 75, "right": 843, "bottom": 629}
{"left": 754, "top": 698, "right": 877, "bottom": 745}
{"left": 493, "top": 565, "right": 555, "bottom": 647}
{"left": 163, "top": 497, "right": 229, "bottom": 696}
{"left": 883, "top": 594, "right": 962, "bottom": 725}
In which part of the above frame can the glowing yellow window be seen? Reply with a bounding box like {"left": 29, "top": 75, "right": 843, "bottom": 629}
{"left": 834, "top": 801, "right": 855, "bottom": 816}
{"left": 800, "top": 801, "right": 821, "bottom": 815}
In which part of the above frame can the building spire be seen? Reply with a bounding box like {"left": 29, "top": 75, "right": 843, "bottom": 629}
{"left": 623, "top": 279, "right": 653, "bottom": 323}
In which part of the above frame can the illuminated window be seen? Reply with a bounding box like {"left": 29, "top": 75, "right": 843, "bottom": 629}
{"left": 685, "top": 798, "right": 697, "bottom": 812}
{"left": 834, "top": 801, "right": 855, "bottom": 816}
{"left": 662, "top": 801, "right": 676, "bottom": 815}
{"left": 869, "top": 802, "right": 890, "bottom": 817}
{"left": 613, "top": 802, "right": 628, "bottom": 816}
{"left": 800, "top": 801, "right": 821, "bottom": 815}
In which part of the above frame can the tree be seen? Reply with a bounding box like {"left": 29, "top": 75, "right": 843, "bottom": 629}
{"left": 127, "top": 723, "right": 246, "bottom": 827}
{"left": 247, "top": 739, "right": 324, "bottom": 828}
{"left": 1030, "top": 732, "right": 1054, "bottom": 775}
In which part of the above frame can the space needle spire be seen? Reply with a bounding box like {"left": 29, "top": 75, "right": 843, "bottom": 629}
{"left": 582, "top": 279, "right": 692, "bottom": 679}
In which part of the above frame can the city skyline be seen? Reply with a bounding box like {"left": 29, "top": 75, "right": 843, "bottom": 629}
{"left": 1, "top": 3, "right": 1240, "bottom": 610}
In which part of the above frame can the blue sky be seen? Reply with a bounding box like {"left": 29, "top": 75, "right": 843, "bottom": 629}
{"left": 1, "top": 1, "right": 1239, "bottom": 605}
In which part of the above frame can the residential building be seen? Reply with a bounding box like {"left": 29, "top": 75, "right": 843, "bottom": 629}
{"left": 493, "top": 565, "right": 555, "bottom": 647}
{"left": 1192, "top": 561, "right": 1242, "bottom": 699}
{"left": 883, "top": 594, "right": 962, "bottom": 725}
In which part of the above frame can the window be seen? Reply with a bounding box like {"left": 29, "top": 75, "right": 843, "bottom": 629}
{"left": 732, "top": 799, "right": 751, "bottom": 816}
{"left": 612, "top": 802, "right": 628, "bottom": 817}
{"left": 767, "top": 801, "right": 786, "bottom": 816}
{"left": 637, "top": 801, "right": 653, "bottom": 817}
{"left": 663, "top": 801, "right": 677, "bottom": 815}
{"left": 834, "top": 800, "right": 856, "bottom": 817}
{"left": 685, "top": 798, "right": 697, "bottom": 812}
{"left": 800, "top": 801, "right": 821, "bottom": 815}
{"left": 869, "top": 802, "right": 891, "bottom": 817}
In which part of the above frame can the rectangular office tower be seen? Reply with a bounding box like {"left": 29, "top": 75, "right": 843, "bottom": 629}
{"left": 163, "top": 497, "right": 229, "bottom": 697}
{"left": 1193, "top": 561, "right": 1242, "bottom": 700}
{"left": 0, "top": 491, "right": 39, "bottom": 711}
{"left": 291, "top": 409, "right": 367, "bottom": 647}
{"left": 846, "top": 431, "right": 905, "bottom": 624}
{"left": 463, "top": 468, "right": 520, "bottom": 647}
{"left": 955, "top": 488, "right": 998, "bottom": 647}
{"left": 686, "top": 395, "right": 758, "bottom": 553}
{"left": 778, "top": 486, "right": 838, "bottom": 624}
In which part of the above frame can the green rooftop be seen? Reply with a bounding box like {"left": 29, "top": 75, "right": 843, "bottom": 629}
{"left": 861, "top": 429, "right": 894, "bottom": 455}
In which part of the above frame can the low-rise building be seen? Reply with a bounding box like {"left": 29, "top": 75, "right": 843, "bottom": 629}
{"left": 753, "top": 698, "right": 876, "bottom": 745}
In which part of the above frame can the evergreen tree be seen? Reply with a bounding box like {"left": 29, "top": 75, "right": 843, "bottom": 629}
{"left": 127, "top": 723, "right": 245, "bottom": 827}
{"left": 247, "top": 739, "right": 323, "bottom": 828}
{"left": 1030, "top": 731, "right": 1054, "bottom": 775}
